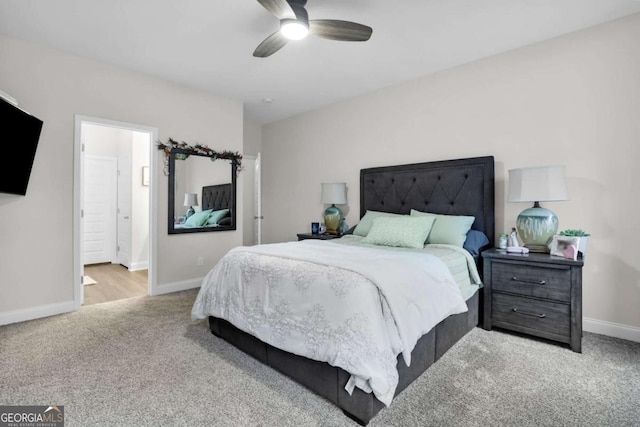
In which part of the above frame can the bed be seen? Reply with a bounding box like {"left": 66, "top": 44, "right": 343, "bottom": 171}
{"left": 192, "top": 156, "right": 495, "bottom": 425}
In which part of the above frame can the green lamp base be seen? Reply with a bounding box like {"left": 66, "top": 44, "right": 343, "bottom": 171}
{"left": 186, "top": 207, "right": 195, "bottom": 218}
{"left": 516, "top": 204, "right": 559, "bottom": 253}
{"left": 324, "top": 204, "right": 343, "bottom": 235}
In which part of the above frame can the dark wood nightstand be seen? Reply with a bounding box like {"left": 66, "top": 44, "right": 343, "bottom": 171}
{"left": 482, "top": 248, "right": 584, "bottom": 352}
{"left": 297, "top": 233, "right": 342, "bottom": 241}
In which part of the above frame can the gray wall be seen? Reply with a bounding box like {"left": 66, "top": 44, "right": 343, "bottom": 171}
{"left": 0, "top": 35, "right": 243, "bottom": 319}
{"left": 261, "top": 14, "right": 640, "bottom": 338}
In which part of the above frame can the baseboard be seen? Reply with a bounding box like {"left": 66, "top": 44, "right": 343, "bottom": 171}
{"left": 152, "top": 278, "right": 202, "bottom": 296}
{"left": 0, "top": 300, "right": 76, "bottom": 326}
{"left": 584, "top": 317, "right": 640, "bottom": 343}
{"left": 2, "top": 298, "right": 636, "bottom": 346}
{"left": 129, "top": 261, "right": 148, "bottom": 271}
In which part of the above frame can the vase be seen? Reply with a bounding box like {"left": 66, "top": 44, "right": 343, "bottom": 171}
{"left": 578, "top": 236, "right": 589, "bottom": 258}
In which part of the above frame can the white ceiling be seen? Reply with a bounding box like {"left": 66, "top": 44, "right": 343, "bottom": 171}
{"left": 1, "top": 0, "right": 639, "bottom": 125}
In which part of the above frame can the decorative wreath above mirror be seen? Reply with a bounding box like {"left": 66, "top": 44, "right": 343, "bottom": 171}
{"left": 157, "top": 138, "right": 243, "bottom": 175}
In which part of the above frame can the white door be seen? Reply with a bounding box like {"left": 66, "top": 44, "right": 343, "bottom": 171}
{"left": 242, "top": 154, "right": 262, "bottom": 246}
{"left": 254, "top": 153, "right": 262, "bottom": 245}
{"left": 117, "top": 155, "right": 132, "bottom": 268}
{"left": 83, "top": 155, "right": 117, "bottom": 264}
{"left": 243, "top": 155, "right": 256, "bottom": 246}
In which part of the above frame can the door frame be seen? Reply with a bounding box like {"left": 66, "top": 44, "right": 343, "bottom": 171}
{"left": 73, "top": 114, "right": 158, "bottom": 309}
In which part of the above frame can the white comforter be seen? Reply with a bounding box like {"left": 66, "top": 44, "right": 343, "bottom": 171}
{"left": 191, "top": 240, "right": 469, "bottom": 406}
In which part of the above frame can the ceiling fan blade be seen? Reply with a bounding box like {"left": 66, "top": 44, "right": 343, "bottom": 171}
{"left": 309, "top": 20, "right": 372, "bottom": 42}
{"left": 253, "top": 31, "right": 289, "bottom": 58}
{"left": 257, "top": 0, "right": 296, "bottom": 20}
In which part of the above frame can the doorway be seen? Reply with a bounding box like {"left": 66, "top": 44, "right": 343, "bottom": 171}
{"left": 83, "top": 263, "right": 148, "bottom": 305}
{"left": 73, "top": 115, "right": 158, "bottom": 308}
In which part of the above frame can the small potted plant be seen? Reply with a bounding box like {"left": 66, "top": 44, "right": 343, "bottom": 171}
{"left": 559, "top": 229, "right": 590, "bottom": 257}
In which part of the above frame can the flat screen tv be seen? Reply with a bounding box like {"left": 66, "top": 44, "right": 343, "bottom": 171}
{"left": 0, "top": 97, "right": 43, "bottom": 195}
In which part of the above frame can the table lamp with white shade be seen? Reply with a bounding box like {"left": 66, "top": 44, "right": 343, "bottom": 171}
{"left": 507, "top": 165, "right": 569, "bottom": 252}
{"left": 184, "top": 193, "right": 199, "bottom": 218}
{"left": 321, "top": 182, "right": 347, "bottom": 235}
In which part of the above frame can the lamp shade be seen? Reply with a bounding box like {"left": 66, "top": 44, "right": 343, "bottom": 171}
{"left": 507, "top": 166, "right": 569, "bottom": 203}
{"left": 321, "top": 183, "right": 347, "bottom": 205}
{"left": 184, "top": 193, "right": 199, "bottom": 207}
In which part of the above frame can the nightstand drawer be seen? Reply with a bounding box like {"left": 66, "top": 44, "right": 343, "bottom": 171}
{"left": 492, "top": 293, "right": 570, "bottom": 338}
{"left": 492, "top": 261, "right": 571, "bottom": 302}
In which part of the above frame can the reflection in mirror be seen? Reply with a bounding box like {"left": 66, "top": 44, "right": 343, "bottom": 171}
{"left": 168, "top": 149, "right": 237, "bottom": 234}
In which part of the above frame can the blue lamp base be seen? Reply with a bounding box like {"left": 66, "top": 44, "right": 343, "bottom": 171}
{"left": 186, "top": 206, "right": 195, "bottom": 218}
{"left": 516, "top": 203, "right": 559, "bottom": 252}
{"left": 324, "top": 204, "right": 343, "bottom": 235}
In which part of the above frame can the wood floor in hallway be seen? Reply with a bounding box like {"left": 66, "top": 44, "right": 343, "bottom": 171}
{"left": 83, "top": 263, "right": 148, "bottom": 306}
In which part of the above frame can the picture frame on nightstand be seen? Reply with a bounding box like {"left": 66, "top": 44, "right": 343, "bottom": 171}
{"left": 549, "top": 235, "right": 580, "bottom": 257}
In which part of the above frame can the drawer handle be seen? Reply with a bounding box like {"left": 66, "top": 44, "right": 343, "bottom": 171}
{"left": 512, "top": 276, "right": 546, "bottom": 285}
{"left": 512, "top": 308, "right": 546, "bottom": 318}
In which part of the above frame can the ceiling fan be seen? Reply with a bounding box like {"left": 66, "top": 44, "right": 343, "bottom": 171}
{"left": 253, "top": 0, "right": 373, "bottom": 58}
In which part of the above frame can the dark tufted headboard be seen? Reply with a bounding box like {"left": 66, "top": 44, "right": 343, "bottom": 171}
{"left": 202, "top": 183, "right": 232, "bottom": 212}
{"left": 360, "top": 156, "right": 495, "bottom": 247}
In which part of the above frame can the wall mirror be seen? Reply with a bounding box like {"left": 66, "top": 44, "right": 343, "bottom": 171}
{"left": 168, "top": 148, "right": 237, "bottom": 234}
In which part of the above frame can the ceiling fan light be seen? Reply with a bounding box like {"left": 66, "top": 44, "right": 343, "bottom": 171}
{"left": 281, "top": 20, "right": 309, "bottom": 40}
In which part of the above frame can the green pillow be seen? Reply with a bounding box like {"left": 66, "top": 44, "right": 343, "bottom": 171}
{"left": 360, "top": 215, "right": 436, "bottom": 249}
{"left": 184, "top": 209, "right": 213, "bottom": 227}
{"left": 353, "top": 210, "right": 405, "bottom": 237}
{"left": 410, "top": 209, "right": 475, "bottom": 247}
{"left": 205, "top": 208, "right": 230, "bottom": 226}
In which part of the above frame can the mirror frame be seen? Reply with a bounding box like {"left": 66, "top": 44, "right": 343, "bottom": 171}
{"left": 168, "top": 148, "right": 237, "bottom": 234}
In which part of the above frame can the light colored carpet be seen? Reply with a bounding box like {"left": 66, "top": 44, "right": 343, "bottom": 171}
{"left": 82, "top": 275, "right": 97, "bottom": 286}
{"left": 0, "top": 289, "right": 638, "bottom": 427}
